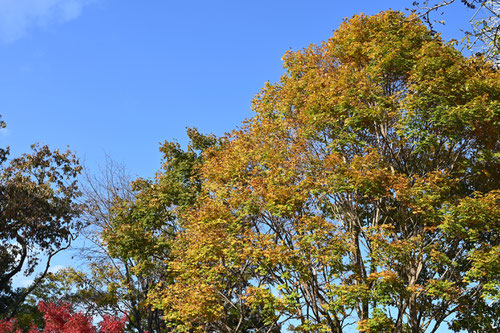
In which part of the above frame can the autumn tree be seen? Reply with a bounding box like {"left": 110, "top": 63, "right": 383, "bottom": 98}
{"left": 152, "top": 11, "right": 499, "bottom": 332}
{"left": 0, "top": 301, "right": 127, "bottom": 333}
{"left": 98, "top": 129, "right": 215, "bottom": 332}
{"left": 101, "top": 129, "right": 280, "bottom": 332}
{"left": 0, "top": 116, "right": 82, "bottom": 319}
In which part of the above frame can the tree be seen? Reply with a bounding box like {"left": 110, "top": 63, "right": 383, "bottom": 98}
{"left": 25, "top": 131, "right": 225, "bottom": 333}
{"left": 103, "top": 129, "right": 280, "bottom": 332}
{"left": 48, "top": 156, "right": 166, "bottom": 333}
{"left": 100, "top": 131, "right": 214, "bottom": 332}
{"left": 153, "top": 11, "right": 499, "bottom": 332}
{"left": 0, "top": 301, "right": 127, "bottom": 333}
{"left": 0, "top": 116, "right": 82, "bottom": 319}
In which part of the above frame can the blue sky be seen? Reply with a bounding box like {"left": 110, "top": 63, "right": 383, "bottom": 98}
{"left": 0, "top": 0, "right": 475, "bottom": 178}
{"left": 1, "top": 2, "right": 477, "bottom": 330}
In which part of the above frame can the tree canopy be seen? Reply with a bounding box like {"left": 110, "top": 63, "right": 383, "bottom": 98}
{"left": 142, "top": 10, "right": 499, "bottom": 332}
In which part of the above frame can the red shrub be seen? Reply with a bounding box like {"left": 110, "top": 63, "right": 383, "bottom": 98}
{"left": 0, "top": 303, "right": 127, "bottom": 333}
{"left": 0, "top": 318, "right": 21, "bottom": 333}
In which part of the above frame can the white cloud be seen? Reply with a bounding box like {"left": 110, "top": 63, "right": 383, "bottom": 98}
{"left": 0, "top": 0, "right": 95, "bottom": 43}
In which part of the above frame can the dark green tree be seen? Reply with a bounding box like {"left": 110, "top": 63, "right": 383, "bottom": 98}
{"left": 0, "top": 116, "right": 82, "bottom": 319}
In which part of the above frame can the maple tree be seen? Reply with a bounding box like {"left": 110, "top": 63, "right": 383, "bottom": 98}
{"left": 149, "top": 10, "right": 499, "bottom": 332}
{"left": 0, "top": 301, "right": 126, "bottom": 333}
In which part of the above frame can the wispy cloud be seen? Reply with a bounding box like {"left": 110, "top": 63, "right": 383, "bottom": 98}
{"left": 0, "top": 0, "right": 95, "bottom": 43}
